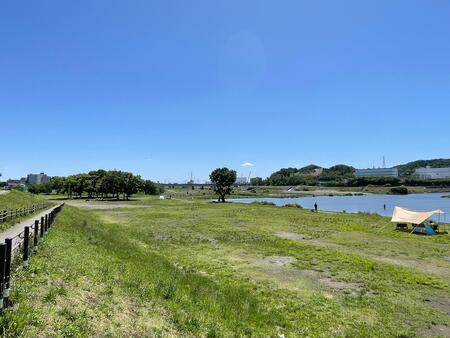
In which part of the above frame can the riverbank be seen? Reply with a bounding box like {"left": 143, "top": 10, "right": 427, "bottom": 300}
{"left": 230, "top": 192, "right": 450, "bottom": 225}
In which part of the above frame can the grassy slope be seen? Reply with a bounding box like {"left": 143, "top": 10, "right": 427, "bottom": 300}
{"left": 0, "top": 191, "right": 45, "bottom": 211}
{"left": 0, "top": 191, "right": 51, "bottom": 232}
{"left": 3, "top": 198, "right": 450, "bottom": 337}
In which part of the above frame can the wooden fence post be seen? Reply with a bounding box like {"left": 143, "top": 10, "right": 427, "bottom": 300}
{"left": 4, "top": 238, "right": 12, "bottom": 307}
{"left": 45, "top": 215, "right": 48, "bottom": 232}
{"left": 23, "top": 227, "right": 29, "bottom": 269}
{"left": 0, "top": 243, "right": 5, "bottom": 313}
{"left": 34, "top": 220, "right": 39, "bottom": 251}
{"left": 40, "top": 217, "right": 44, "bottom": 238}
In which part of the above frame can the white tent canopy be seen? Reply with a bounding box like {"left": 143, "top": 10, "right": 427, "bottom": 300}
{"left": 391, "top": 206, "right": 444, "bottom": 224}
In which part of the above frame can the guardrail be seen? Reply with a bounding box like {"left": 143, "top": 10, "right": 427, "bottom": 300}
{"left": 0, "top": 203, "right": 49, "bottom": 223}
{"left": 0, "top": 203, "right": 64, "bottom": 312}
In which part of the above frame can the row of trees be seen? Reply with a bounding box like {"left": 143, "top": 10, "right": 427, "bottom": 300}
{"left": 26, "top": 166, "right": 237, "bottom": 203}
{"left": 29, "top": 170, "right": 164, "bottom": 200}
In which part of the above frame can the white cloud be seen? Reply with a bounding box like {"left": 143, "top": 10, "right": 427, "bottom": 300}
{"left": 242, "top": 162, "right": 254, "bottom": 167}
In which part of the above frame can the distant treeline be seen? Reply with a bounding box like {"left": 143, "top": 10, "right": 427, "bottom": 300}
{"left": 28, "top": 170, "right": 164, "bottom": 199}
{"left": 251, "top": 165, "right": 355, "bottom": 186}
{"left": 251, "top": 165, "right": 450, "bottom": 187}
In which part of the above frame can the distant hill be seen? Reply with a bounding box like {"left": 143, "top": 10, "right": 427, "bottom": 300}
{"left": 395, "top": 159, "right": 450, "bottom": 176}
{"left": 297, "top": 164, "right": 322, "bottom": 175}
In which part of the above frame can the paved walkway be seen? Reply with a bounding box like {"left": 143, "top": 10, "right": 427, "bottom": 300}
{"left": 0, "top": 205, "right": 62, "bottom": 243}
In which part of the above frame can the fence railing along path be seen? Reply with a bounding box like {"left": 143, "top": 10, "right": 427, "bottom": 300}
{"left": 0, "top": 203, "right": 49, "bottom": 223}
{"left": 0, "top": 203, "right": 64, "bottom": 312}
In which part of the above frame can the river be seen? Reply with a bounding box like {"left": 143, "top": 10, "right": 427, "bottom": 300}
{"left": 229, "top": 192, "right": 450, "bottom": 222}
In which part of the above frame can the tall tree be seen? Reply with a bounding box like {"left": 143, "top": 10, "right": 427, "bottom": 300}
{"left": 209, "top": 167, "right": 236, "bottom": 203}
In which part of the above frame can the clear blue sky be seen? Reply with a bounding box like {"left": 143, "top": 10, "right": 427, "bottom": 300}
{"left": 1, "top": 1, "right": 449, "bottom": 182}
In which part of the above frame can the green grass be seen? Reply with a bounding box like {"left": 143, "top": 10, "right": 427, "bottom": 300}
{"left": 0, "top": 191, "right": 46, "bottom": 211}
{"left": 3, "top": 197, "right": 450, "bottom": 336}
{"left": 0, "top": 191, "right": 52, "bottom": 232}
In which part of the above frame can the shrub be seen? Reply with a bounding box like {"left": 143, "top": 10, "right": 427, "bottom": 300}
{"left": 282, "top": 203, "right": 302, "bottom": 208}
{"left": 390, "top": 186, "right": 408, "bottom": 195}
{"left": 250, "top": 201, "right": 276, "bottom": 206}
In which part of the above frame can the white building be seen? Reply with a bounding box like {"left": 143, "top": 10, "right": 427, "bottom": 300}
{"left": 27, "top": 173, "right": 50, "bottom": 185}
{"left": 235, "top": 177, "right": 248, "bottom": 184}
{"left": 412, "top": 166, "right": 450, "bottom": 180}
{"left": 355, "top": 168, "right": 399, "bottom": 178}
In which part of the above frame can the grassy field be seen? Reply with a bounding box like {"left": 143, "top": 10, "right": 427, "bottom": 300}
{"left": 0, "top": 190, "right": 46, "bottom": 211}
{"left": 1, "top": 195, "right": 450, "bottom": 337}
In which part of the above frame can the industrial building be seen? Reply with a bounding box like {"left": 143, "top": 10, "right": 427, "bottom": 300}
{"left": 412, "top": 166, "right": 450, "bottom": 180}
{"left": 355, "top": 168, "right": 399, "bottom": 178}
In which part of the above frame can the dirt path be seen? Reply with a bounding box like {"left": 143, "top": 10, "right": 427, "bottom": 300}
{"left": 64, "top": 201, "right": 150, "bottom": 209}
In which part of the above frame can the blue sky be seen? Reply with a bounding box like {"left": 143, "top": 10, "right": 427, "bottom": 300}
{"left": 1, "top": 1, "right": 449, "bottom": 182}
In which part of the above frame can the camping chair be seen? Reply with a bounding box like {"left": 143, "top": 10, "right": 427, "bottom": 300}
{"left": 396, "top": 223, "right": 408, "bottom": 230}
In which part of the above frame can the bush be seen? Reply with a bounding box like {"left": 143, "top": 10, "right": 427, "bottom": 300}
{"left": 282, "top": 203, "right": 302, "bottom": 208}
{"left": 250, "top": 201, "right": 276, "bottom": 206}
{"left": 390, "top": 186, "right": 408, "bottom": 195}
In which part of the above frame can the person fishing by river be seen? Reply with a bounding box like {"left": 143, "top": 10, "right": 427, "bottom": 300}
{"left": 383, "top": 204, "right": 386, "bottom": 210}
{"left": 314, "top": 203, "right": 318, "bottom": 212}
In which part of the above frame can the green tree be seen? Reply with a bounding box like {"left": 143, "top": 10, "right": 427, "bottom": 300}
{"left": 142, "top": 180, "right": 160, "bottom": 195}
{"left": 123, "top": 172, "right": 142, "bottom": 200}
{"left": 210, "top": 167, "right": 236, "bottom": 203}
{"left": 250, "top": 177, "right": 264, "bottom": 186}
{"left": 50, "top": 176, "right": 66, "bottom": 194}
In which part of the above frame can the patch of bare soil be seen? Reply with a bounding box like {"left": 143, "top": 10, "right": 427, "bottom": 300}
{"left": 274, "top": 232, "right": 305, "bottom": 240}
{"left": 309, "top": 239, "right": 343, "bottom": 249}
{"left": 316, "top": 276, "right": 363, "bottom": 293}
{"left": 273, "top": 232, "right": 342, "bottom": 249}
{"left": 231, "top": 253, "right": 366, "bottom": 295}
{"left": 262, "top": 255, "right": 296, "bottom": 266}
{"left": 261, "top": 256, "right": 364, "bottom": 293}
{"left": 108, "top": 212, "right": 132, "bottom": 221}
{"left": 375, "top": 256, "right": 450, "bottom": 276}
{"left": 65, "top": 201, "right": 150, "bottom": 209}
{"left": 425, "top": 298, "right": 450, "bottom": 316}
{"left": 417, "top": 324, "right": 450, "bottom": 337}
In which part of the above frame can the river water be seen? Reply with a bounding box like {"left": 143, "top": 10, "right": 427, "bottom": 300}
{"left": 229, "top": 193, "right": 450, "bottom": 222}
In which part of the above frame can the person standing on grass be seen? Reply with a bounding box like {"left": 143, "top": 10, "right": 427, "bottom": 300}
{"left": 314, "top": 203, "right": 318, "bottom": 212}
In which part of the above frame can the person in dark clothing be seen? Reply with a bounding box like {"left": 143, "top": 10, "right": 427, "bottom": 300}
{"left": 314, "top": 203, "right": 318, "bottom": 212}
{"left": 383, "top": 204, "right": 386, "bottom": 210}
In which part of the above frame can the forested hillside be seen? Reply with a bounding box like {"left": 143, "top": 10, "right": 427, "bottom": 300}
{"left": 395, "top": 159, "right": 450, "bottom": 176}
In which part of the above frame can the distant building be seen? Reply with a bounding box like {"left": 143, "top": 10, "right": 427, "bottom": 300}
{"left": 6, "top": 177, "right": 27, "bottom": 186}
{"left": 27, "top": 173, "right": 50, "bottom": 185}
{"left": 355, "top": 168, "right": 399, "bottom": 178}
{"left": 6, "top": 179, "right": 21, "bottom": 186}
{"left": 235, "top": 177, "right": 248, "bottom": 184}
{"left": 412, "top": 166, "right": 450, "bottom": 180}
